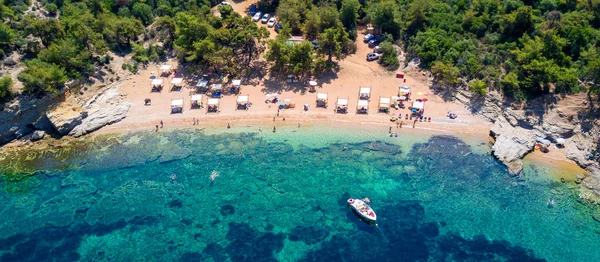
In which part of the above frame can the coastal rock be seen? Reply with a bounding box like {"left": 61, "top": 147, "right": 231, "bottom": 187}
{"left": 33, "top": 114, "right": 55, "bottom": 132}
{"left": 69, "top": 85, "right": 131, "bottom": 137}
{"left": 565, "top": 134, "right": 596, "bottom": 167}
{"left": 490, "top": 116, "right": 536, "bottom": 175}
{"left": 46, "top": 103, "right": 85, "bottom": 135}
{"left": 0, "top": 96, "right": 51, "bottom": 145}
{"left": 30, "top": 130, "right": 46, "bottom": 141}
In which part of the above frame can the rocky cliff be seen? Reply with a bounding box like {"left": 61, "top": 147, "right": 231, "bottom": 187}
{"left": 453, "top": 87, "right": 600, "bottom": 200}
{"left": 0, "top": 83, "right": 130, "bottom": 146}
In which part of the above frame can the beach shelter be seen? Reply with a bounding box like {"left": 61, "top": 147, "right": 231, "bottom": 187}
{"left": 378, "top": 97, "right": 391, "bottom": 113}
{"left": 336, "top": 97, "right": 349, "bottom": 114}
{"left": 207, "top": 98, "right": 220, "bottom": 113}
{"left": 411, "top": 100, "right": 425, "bottom": 115}
{"left": 237, "top": 95, "right": 249, "bottom": 110}
{"left": 191, "top": 94, "right": 203, "bottom": 109}
{"left": 309, "top": 80, "right": 318, "bottom": 92}
{"left": 399, "top": 86, "right": 410, "bottom": 96}
{"left": 231, "top": 79, "right": 241, "bottom": 94}
{"left": 357, "top": 100, "right": 369, "bottom": 114}
{"left": 359, "top": 87, "right": 371, "bottom": 100}
{"left": 316, "top": 93, "right": 328, "bottom": 108}
{"left": 170, "top": 78, "right": 184, "bottom": 91}
{"left": 151, "top": 78, "right": 164, "bottom": 92}
{"left": 171, "top": 98, "right": 183, "bottom": 113}
{"left": 160, "top": 65, "right": 172, "bottom": 76}
{"left": 211, "top": 84, "right": 222, "bottom": 98}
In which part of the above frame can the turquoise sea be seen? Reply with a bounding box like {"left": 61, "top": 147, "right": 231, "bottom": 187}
{"left": 1, "top": 124, "right": 599, "bottom": 261}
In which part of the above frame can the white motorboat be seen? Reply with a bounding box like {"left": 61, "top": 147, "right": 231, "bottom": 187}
{"left": 348, "top": 198, "right": 377, "bottom": 222}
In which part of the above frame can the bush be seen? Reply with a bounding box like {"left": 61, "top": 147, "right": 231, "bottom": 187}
{"left": 18, "top": 59, "right": 68, "bottom": 95}
{"left": 379, "top": 42, "right": 399, "bottom": 70}
{"left": 0, "top": 76, "right": 14, "bottom": 101}
{"left": 132, "top": 3, "right": 154, "bottom": 26}
{"left": 469, "top": 79, "right": 487, "bottom": 96}
{"left": 45, "top": 3, "right": 58, "bottom": 15}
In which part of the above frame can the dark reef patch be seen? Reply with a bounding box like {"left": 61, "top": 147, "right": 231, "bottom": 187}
{"left": 289, "top": 225, "right": 328, "bottom": 245}
{"left": 220, "top": 204, "right": 236, "bottom": 216}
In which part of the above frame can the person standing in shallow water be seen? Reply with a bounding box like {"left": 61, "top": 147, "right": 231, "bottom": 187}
{"left": 155, "top": 124, "right": 159, "bottom": 132}
{"left": 227, "top": 123, "right": 231, "bottom": 129}
{"left": 273, "top": 126, "right": 276, "bottom": 132}
{"left": 160, "top": 120, "right": 164, "bottom": 128}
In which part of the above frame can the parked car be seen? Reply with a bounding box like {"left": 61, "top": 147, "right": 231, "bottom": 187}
{"left": 261, "top": 13, "right": 270, "bottom": 23}
{"left": 220, "top": 1, "right": 230, "bottom": 6}
{"left": 248, "top": 4, "right": 257, "bottom": 15}
{"left": 275, "top": 23, "right": 282, "bottom": 32}
{"left": 364, "top": 34, "right": 375, "bottom": 42}
{"left": 252, "top": 12, "right": 262, "bottom": 22}
{"left": 267, "top": 17, "right": 277, "bottom": 27}
{"left": 366, "top": 52, "right": 380, "bottom": 61}
{"left": 311, "top": 40, "right": 320, "bottom": 49}
{"left": 368, "top": 38, "right": 382, "bottom": 47}
{"left": 374, "top": 46, "right": 384, "bottom": 53}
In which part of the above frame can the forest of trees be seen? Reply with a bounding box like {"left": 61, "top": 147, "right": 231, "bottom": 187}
{"left": 0, "top": 0, "right": 599, "bottom": 102}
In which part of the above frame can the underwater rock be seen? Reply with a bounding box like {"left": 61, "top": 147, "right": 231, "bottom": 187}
{"left": 289, "top": 225, "right": 328, "bottom": 245}
{"left": 220, "top": 205, "right": 235, "bottom": 216}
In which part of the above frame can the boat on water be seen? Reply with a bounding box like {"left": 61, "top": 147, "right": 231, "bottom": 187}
{"left": 348, "top": 198, "right": 377, "bottom": 222}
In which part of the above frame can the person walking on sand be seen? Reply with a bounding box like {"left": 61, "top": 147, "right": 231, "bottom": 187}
{"left": 155, "top": 124, "right": 159, "bottom": 132}
{"left": 193, "top": 118, "right": 196, "bottom": 125}
{"left": 389, "top": 126, "right": 392, "bottom": 133}
{"left": 273, "top": 117, "right": 275, "bottom": 122}
{"left": 400, "top": 121, "right": 403, "bottom": 128}
{"left": 273, "top": 126, "right": 276, "bottom": 132}
{"left": 160, "top": 120, "right": 164, "bottom": 128}
{"left": 413, "top": 119, "right": 417, "bottom": 128}
{"left": 298, "top": 123, "right": 300, "bottom": 128}
{"left": 277, "top": 109, "right": 280, "bottom": 117}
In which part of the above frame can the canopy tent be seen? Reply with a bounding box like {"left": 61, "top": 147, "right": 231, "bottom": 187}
{"left": 171, "top": 78, "right": 184, "bottom": 85}
{"left": 171, "top": 98, "right": 183, "bottom": 113}
{"left": 379, "top": 97, "right": 391, "bottom": 108}
{"left": 232, "top": 79, "right": 242, "bottom": 87}
{"left": 152, "top": 79, "right": 164, "bottom": 86}
{"left": 309, "top": 81, "right": 318, "bottom": 86}
{"left": 412, "top": 100, "right": 425, "bottom": 115}
{"left": 207, "top": 98, "right": 219, "bottom": 113}
{"left": 555, "top": 138, "right": 567, "bottom": 145}
{"left": 399, "top": 86, "right": 410, "bottom": 95}
{"left": 191, "top": 94, "right": 202, "bottom": 108}
{"left": 359, "top": 87, "right": 371, "bottom": 100}
{"left": 237, "top": 95, "right": 249, "bottom": 110}
{"left": 412, "top": 100, "right": 424, "bottom": 109}
{"left": 316, "top": 93, "right": 328, "bottom": 108}
{"left": 336, "top": 98, "right": 348, "bottom": 114}
{"left": 160, "top": 65, "right": 172, "bottom": 71}
{"left": 357, "top": 100, "right": 369, "bottom": 114}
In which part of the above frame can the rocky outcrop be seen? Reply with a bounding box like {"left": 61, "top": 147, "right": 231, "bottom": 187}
{"left": 490, "top": 116, "right": 536, "bottom": 175}
{"left": 0, "top": 96, "right": 53, "bottom": 145}
{"left": 46, "top": 103, "right": 85, "bottom": 135}
{"left": 69, "top": 85, "right": 131, "bottom": 137}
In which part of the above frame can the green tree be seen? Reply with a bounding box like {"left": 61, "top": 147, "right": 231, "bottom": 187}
{"left": 431, "top": 61, "right": 460, "bottom": 86}
{"left": 265, "top": 38, "right": 291, "bottom": 71}
{"left": 132, "top": 3, "right": 155, "bottom": 26}
{"left": 219, "top": 5, "right": 233, "bottom": 18}
{"left": 379, "top": 42, "right": 399, "bottom": 70}
{"left": 500, "top": 6, "right": 536, "bottom": 39}
{"left": 45, "top": 3, "right": 58, "bottom": 15}
{"left": 289, "top": 41, "right": 314, "bottom": 76}
{"left": 501, "top": 72, "right": 522, "bottom": 99}
{"left": 469, "top": 79, "right": 487, "bottom": 95}
{"left": 0, "top": 75, "right": 13, "bottom": 101}
{"left": 369, "top": 0, "right": 401, "bottom": 39}
{"left": 38, "top": 39, "right": 92, "bottom": 78}
{"left": 339, "top": 0, "right": 360, "bottom": 31}
{"left": 0, "top": 23, "right": 15, "bottom": 48}
{"left": 18, "top": 59, "right": 68, "bottom": 95}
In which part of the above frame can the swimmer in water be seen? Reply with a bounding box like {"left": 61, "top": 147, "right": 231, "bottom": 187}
{"left": 170, "top": 174, "right": 177, "bottom": 181}
{"left": 547, "top": 199, "right": 554, "bottom": 208}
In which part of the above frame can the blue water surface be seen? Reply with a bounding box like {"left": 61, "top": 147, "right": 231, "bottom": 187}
{"left": 0, "top": 128, "right": 599, "bottom": 262}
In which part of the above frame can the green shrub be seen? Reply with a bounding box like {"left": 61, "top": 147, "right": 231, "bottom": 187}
{"left": 469, "top": 79, "right": 487, "bottom": 96}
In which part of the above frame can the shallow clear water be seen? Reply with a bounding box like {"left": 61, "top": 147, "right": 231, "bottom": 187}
{"left": 0, "top": 127, "right": 599, "bottom": 262}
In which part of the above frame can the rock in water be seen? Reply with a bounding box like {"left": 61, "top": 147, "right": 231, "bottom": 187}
{"left": 30, "top": 130, "right": 45, "bottom": 141}
{"left": 490, "top": 115, "right": 536, "bottom": 175}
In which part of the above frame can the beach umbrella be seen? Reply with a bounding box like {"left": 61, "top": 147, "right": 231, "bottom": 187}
{"left": 309, "top": 81, "right": 318, "bottom": 86}
{"left": 398, "top": 96, "right": 407, "bottom": 101}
